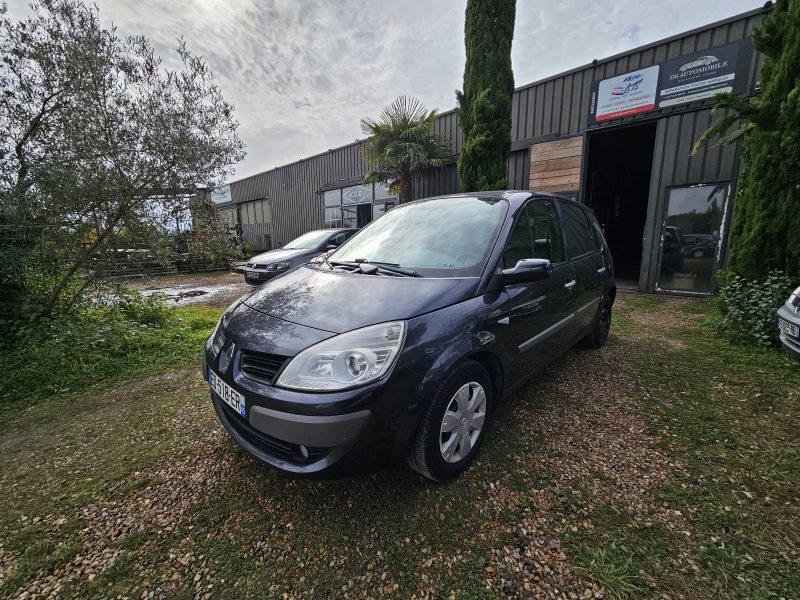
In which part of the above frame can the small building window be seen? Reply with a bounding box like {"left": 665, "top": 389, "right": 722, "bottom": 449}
{"left": 324, "top": 190, "right": 341, "bottom": 207}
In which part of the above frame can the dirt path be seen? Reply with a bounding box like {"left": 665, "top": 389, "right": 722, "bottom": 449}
{"left": 121, "top": 271, "right": 251, "bottom": 308}
{"left": 1, "top": 295, "right": 795, "bottom": 599}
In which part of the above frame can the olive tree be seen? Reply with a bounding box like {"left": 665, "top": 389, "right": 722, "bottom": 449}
{"left": 0, "top": 0, "right": 245, "bottom": 318}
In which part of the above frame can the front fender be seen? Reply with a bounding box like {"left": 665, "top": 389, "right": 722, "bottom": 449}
{"left": 398, "top": 290, "right": 511, "bottom": 411}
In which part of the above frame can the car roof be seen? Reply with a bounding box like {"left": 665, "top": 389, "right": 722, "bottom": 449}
{"left": 409, "top": 190, "right": 584, "bottom": 212}
{"left": 307, "top": 228, "right": 358, "bottom": 234}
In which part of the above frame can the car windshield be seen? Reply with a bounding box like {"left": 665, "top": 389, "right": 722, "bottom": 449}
{"left": 284, "top": 230, "right": 332, "bottom": 249}
{"left": 329, "top": 196, "right": 508, "bottom": 277}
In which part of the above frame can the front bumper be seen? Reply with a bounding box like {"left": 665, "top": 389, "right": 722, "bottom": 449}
{"left": 244, "top": 269, "right": 285, "bottom": 284}
{"left": 777, "top": 304, "right": 800, "bottom": 357}
{"left": 204, "top": 353, "right": 426, "bottom": 479}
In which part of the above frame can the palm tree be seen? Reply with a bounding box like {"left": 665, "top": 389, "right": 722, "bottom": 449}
{"left": 360, "top": 96, "right": 451, "bottom": 204}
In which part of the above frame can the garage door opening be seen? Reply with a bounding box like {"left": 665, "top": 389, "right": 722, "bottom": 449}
{"left": 585, "top": 123, "right": 657, "bottom": 285}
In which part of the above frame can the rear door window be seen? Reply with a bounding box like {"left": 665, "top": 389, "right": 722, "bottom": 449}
{"left": 580, "top": 206, "right": 604, "bottom": 250}
{"left": 559, "top": 201, "right": 598, "bottom": 259}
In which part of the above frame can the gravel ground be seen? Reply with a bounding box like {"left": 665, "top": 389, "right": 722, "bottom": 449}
{"left": 2, "top": 295, "right": 787, "bottom": 599}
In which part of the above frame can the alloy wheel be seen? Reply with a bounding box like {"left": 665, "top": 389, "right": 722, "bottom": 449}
{"left": 439, "top": 382, "right": 487, "bottom": 463}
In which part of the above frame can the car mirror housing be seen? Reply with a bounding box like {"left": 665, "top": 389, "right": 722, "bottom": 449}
{"left": 501, "top": 258, "right": 553, "bottom": 284}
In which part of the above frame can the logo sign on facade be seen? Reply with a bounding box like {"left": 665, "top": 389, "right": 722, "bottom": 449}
{"left": 590, "top": 65, "right": 660, "bottom": 122}
{"left": 657, "top": 40, "right": 751, "bottom": 108}
{"left": 342, "top": 185, "right": 372, "bottom": 204}
{"left": 588, "top": 39, "right": 752, "bottom": 124}
{"left": 211, "top": 184, "right": 232, "bottom": 205}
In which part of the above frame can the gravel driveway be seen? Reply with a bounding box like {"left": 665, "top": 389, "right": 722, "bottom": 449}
{"left": 1, "top": 294, "right": 798, "bottom": 599}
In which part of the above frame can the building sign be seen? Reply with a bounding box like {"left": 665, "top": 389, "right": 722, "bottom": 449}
{"left": 657, "top": 40, "right": 751, "bottom": 108}
{"left": 342, "top": 184, "right": 372, "bottom": 204}
{"left": 588, "top": 39, "right": 752, "bottom": 124}
{"left": 211, "top": 184, "right": 232, "bottom": 205}
{"left": 590, "top": 65, "right": 659, "bottom": 122}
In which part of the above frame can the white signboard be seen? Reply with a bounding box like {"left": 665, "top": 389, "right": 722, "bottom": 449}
{"left": 592, "top": 65, "right": 659, "bottom": 122}
{"left": 210, "top": 184, "right": 232, "bottom": 205}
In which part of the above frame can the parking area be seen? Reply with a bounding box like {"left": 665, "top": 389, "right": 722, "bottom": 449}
{"left": 0, "top": 290, "right": 798, "bottom": 599}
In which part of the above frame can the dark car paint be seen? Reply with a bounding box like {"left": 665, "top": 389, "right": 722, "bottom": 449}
{"left": 206, "top": 191, "right": 616, "bottom": 479}
{"left": 243, "top": 266, "right": 482, "bottom": 333}
{"left": 244, "top": 228, "right": 357, "bottom": 285}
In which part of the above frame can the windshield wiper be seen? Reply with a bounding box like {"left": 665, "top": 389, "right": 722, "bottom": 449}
{"left": 361, "top": 260, "right": 422, "bottom": 278}
{"left": 330, "top": 259, "right": 422, "bottom": 277}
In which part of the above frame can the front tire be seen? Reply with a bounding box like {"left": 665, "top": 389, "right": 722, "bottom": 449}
{"left": 408, "top": 360, "right": 493, "bottom": 481}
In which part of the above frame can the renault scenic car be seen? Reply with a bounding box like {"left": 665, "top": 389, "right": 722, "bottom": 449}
{"left": 204, "top": 192, "right": 616, "bottom": 481}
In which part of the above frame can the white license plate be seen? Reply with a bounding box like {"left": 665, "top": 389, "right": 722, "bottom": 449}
{"left": 209, "top": 369, "right": 246, "bottom": 418}
{"left": 246, "top": 269, "right": 259, "bottom": 278}
{"left": 779, "top": 318, "right": 800, "bottom": 338}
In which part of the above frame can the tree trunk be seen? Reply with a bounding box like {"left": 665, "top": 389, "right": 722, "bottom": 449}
{"left": 399, "top": 164, "right": 414, "bottom": 204}
{"left": 42, "top": 208, "right": 125, "bottom": 316}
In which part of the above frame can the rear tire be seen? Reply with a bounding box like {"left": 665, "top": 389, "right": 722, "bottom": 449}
{"left": 408, "top": 360, "right": 493, "bottom": 481}
{"left": 582, "top": 300, "right": 611, "bottom": 349}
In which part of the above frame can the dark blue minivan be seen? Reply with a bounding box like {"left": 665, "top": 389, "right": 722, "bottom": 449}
{"left": 204, "top": 192, "right": 616, "bottom": 480}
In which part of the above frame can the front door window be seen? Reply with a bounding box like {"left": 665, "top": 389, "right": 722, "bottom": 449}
{"left": 657, "top": 183, "right": 728, "bottom": 294}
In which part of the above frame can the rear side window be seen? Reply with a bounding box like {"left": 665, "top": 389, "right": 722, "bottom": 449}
{"left": 581, "top": 206, "right": 603, "bottom": 250}
{"left": 559, "top": 201, "right": 597, "bottom": 259}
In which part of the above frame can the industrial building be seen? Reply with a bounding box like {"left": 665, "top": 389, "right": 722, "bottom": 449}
{"left": 211, "top": 6, "right": 767, "bottom": 295}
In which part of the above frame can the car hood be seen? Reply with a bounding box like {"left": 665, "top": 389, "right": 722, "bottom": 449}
{"left": 242, "top": 265, "right": 479, "bottom": 333}
{"left": 250, "top": 248, "right": 315, "bottom": 263}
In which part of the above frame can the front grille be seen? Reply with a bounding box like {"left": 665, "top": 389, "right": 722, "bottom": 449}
{"left": 218, "top": 400, "right": 326, "bottom": 464}
{"left": 240, "top": 349, "right": 287, "bottom": 385}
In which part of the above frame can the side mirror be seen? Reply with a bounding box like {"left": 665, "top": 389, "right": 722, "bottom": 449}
{"left": 502, "top": 258, "right": 552, "bottom": 284}
{"left": 325, "top": 244, "right": 337, "bottom": 250}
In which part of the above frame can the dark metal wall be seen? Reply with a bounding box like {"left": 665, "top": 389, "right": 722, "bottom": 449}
{"left": 639, "top": 108, "right": 743, "bottom": 292}
{"left": 228, "top": 7, "right": 765, "bottom": 249}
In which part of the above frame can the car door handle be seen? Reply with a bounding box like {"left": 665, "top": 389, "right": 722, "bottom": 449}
{"left": 564, "top": 280, "right": 576, "bottom": 289}
{"left": 597, "top": 267, "right": 607, "bottom": 274}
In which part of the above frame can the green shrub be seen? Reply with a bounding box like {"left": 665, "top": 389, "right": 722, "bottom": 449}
{"left": 0, "top": 296, "right": 221, "bottom": 412}
{"left": 717, "top": 269, "right": 795, "bottom": 347}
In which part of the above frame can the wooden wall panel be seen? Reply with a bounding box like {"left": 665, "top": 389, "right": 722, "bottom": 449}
{"left": 529, "top": 136, "right": 584, "bottom": 193}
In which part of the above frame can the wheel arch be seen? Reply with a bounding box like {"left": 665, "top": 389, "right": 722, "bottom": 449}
{"left": 465, "top": 350, "right": 505, "bottom": 404}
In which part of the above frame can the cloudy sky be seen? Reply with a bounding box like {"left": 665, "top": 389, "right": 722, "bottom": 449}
{"left": 8, "top": 0, "right": 760, "bottom": 181}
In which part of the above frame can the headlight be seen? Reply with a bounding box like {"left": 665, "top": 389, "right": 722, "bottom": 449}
{"left": 207, "top": 319, "right": 226, "bottom": 356}
{"left": 276, "top": 321, "right": 406, "bottom": 391}
{"left": 267, "top": 262, "right": 290, "bottom": 271}
{"left": 789, "top": 286, "right": 800, "bottom": 309}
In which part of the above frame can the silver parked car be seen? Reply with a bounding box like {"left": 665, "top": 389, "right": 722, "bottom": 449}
{"left": 777, "top": 285, "right": 800, "bottom": 357}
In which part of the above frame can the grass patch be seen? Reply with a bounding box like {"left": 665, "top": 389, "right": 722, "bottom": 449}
{"left": 627, "top": 301, "right": 800, "bottom": 598}
{"left": 0, "top": 297, "right": 221, "bottom": 417}
{"left": 0, "top": 525, "right": 82, "bottom": 597}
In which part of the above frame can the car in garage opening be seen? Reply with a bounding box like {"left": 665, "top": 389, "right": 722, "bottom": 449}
{"left": 244, "top": 228, "right": 358, "bottom": 284}
{"left": 206, "top": 192, "right": 615, "bottom": 480}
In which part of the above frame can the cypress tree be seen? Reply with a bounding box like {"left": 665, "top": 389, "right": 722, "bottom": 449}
{"left": 693, "top": 0, "right": 800, "bottom": 278}
{"left": 456, "top": 0, "right": 516, "bottom": 192}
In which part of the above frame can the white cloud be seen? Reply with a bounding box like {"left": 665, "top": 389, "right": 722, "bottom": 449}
{"left": 6, "top": 0, "right": 761, "bottom": 179}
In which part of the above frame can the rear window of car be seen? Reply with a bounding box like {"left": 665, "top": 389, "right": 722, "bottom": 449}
{"left": 559, "top": 201, "right": 598, "bottom": 259}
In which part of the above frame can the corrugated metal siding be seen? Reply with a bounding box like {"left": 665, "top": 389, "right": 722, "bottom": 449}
{"left": 639, "top": 108, "right": 743, "bottom": 290}
{"left": 228, "top": 8, "right": 765, "bottom": 245}
{"left": 242, "top": 223, "right": 273, "bottom": 251}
